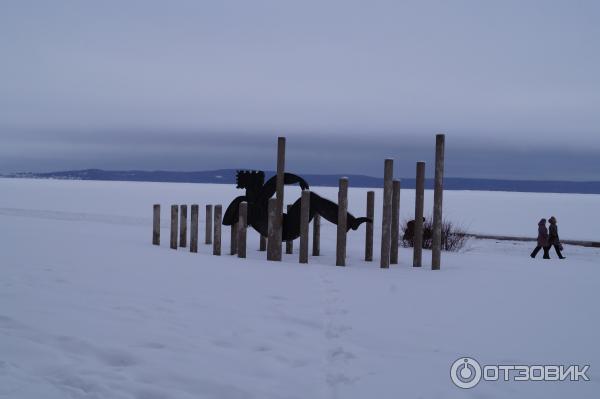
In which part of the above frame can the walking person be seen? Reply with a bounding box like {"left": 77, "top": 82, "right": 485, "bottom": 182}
{"left": 531, "top": 218, "right": 550, "bottom": 259}
{"left": 548, "top": 216, "right": 566, "bottom": 259}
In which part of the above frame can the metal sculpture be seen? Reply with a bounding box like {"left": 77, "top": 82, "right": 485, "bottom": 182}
{"left": 223, "top": 170, "right": 370, "bottom": 241}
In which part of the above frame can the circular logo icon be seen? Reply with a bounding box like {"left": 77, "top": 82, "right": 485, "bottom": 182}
{"left": 450, "top": 357, "right": 482, "bottom": 389}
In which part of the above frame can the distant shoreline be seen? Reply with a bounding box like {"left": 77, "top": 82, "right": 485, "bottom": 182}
{"left": 2, "top": 169, "right": 600, "bottom": 195}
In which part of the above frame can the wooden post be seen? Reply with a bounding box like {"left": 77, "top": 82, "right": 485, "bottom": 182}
{"left": 170, "top": 205, "right": 178, "bottom": 249}
{"left": 190, "top": 204, "right": 199, "bottom": 253}
{"left": 237, "top": 202, "right": 247, "bottom": 258}
{"left": 179, "top": 205, "right": 187, "bottom": 247}
{"left": 286, "top": 204, "right": 293, "bottom": 254}
{"left": 274, "top": 136, "right": 286, "bottom": 260}
{"left": 152, "top": 204, "right": 160, "bottom": 245}
{"left": 312, "top": 214, "right": 320, "bottom": 256}
{"left": 432, "top": 134, "right": 445, "bottom": 270}
{"left": 365, "top": 191, "right": 374, "bottom": 261}
{"left": 299, "top": 190, "right": 310, "bottom": 263}
{"left": 205, "top": 205, "right": 213, "bottom": 244}
{"left": 259, "top": 235, "right": 267, "bottom": 251}
{"left": 413, "top": 161, "right": 425, "bottom": 267}
{"left": 213, "top": 205, "right": 222, "bottom": 256}
{"left": 380, "top": 159, "right": 393, "bottom": 268}
{"left": 230, "top": 222, "right": 238, "bottom": 255}
{"left": 336, "top": 177, "right": 348, "bottom": 266}
{"left": 390, "top": 180, "right": 401, "bottom": 264}
{"left": 267, "top": 198, "right": 281, "bottom": 261}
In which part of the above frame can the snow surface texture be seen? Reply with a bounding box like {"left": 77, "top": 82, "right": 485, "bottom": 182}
{"left": 1, "top": 178, "right": 599, "bottom": 398}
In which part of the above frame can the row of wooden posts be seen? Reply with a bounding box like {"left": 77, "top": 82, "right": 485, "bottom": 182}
{"left": 152, "top": 134, "right": 445, "bottom": 269}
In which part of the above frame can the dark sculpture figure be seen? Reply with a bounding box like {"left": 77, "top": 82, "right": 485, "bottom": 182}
{"left": 223, "top": 170, "right": 370, "bottom": 240}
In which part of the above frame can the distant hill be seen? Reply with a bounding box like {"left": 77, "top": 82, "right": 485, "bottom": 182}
{"left": 3, "top": 169, "right": 600, "bottom": 194}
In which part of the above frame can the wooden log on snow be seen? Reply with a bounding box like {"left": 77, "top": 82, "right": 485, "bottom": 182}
{"left": 152, "top": 204, "right": 160, "bottom": 246}
{"left": 286, "top": 204, "right": 293, "bottom": 254}
{"left": 380, "top": 159, "right": 393, "bottom": 268}
{"left": 312, "top": 214, "right": 320, "bottom": 256}
{"left": 365, "top": 191, "right": 374, "bottom": 261}
{"left": 205, "top": 205, "right": 213, "bottom": 244}
{"left": 179, "top": 205, "right": 187, "bottom": 247}
{"left": 299, "top": 190, "right": 310, "bottom": 263}
{"left": 213, "top": 205, "right": 222, "bottom": 255}
{"left": 267, "top": 197, "right": 281, "bottom": 261}
{"left": 230, "top": 221, "right": 238, "bottom": 255}
{"left": 170, "top": 205, "right": 178, "bottom": 249}
{"left": 432, "top": 134, "right": 445, "bottom": 270}
{"left": 274, "top": 136, "right": 286, "bottom": 260}
{"left": 190, "top": 204, "right": 199, "bottom": 253}
{"left": 260, "top": 235, "right": 267, "bottom": 251}
{"left": 390, "top": 180, "right": 400, "bottom": 264}
{"left": 237, "top": 202, "right": 247, "bottom": 258}
{"left": 336, "top": 177, "right": 348, "bottom": 266}
{"left": 413, "top": 161, "right": 425, "bottom": 267}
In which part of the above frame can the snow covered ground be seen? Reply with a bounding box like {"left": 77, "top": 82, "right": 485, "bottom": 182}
{"left": 1, "top": 178, "right": 599, "bottom": 398}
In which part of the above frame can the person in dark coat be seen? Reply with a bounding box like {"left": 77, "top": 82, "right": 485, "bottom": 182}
{"left": 548, "top": 216, "right": 565, "bottom": 259}
{"left": 403, "top": 217, "right": 427, "bottom": 247}
{"left": 530, "top": 218, "right": 550, "bottom": 259}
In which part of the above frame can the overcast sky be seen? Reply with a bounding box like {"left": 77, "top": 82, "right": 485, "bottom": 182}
{"left": 1, "top": 0, "right": 599, "bottom": 179}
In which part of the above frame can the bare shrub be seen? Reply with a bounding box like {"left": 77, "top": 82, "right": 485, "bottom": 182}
{"left": 401, "top": 218, "right": 468, "bottom": 252}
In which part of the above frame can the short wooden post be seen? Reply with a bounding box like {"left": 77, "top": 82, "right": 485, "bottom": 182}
{"left": 237, "top": 202, "right": 247, "bottom": 258}
{"left": 152, "top": 204, "right": 160, "bottom": 245}
{"left": 365, "top": 191, "right": 374, "bottom": 261}
{"left": 170, "top": 205, "right": 178, "bottom": 249}
{"left": 336, "top": 177, "right": 348, "bottom": 266}
{"left": 286, "top": 204, "right": 293, "bottom": 254}
{"left": 213, "top": 205, "right": 222, "bottom": 255}
{"left": 380, "top": 159, "right": 393, "bottom": 268}
{"left": 205, "top": 205, "right": 213, "bottom": 244}
{"left": 259, "top": 235, "right": 267, "bottom": 251}
{"left": 432, "top": 134, "right": 445, "bottom": 270}
{"left": 190, "top": 204, "right": 199, "bottom": 253}
{"left": 267, "top": 198, "right": 281, "bottom": 261}
{"left": 390, "top": 180, "right": 401, "bottom": 264}
{"left": 179, "top": 205, "right": 187, "bottom": 247}
{"left": 230, "top": 221, "right": 238, "bottom": 255}
{"left": 299, "top": 190, "right": 310, "bottom": 263}
{"left": 274, "top": 136, "right": 286, "bottom": 260}
{"left": 312, "top": 214, "right": 320, "bottom": 256}
{"left": 413, "top": 161, "right": 425, "bottom": 267}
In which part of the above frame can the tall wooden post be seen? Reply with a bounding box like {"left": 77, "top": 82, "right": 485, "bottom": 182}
{"left": 380, "top": 159, "right": 393, "bottom": 268}
{"left": 286, "top": 204, "right": 293, "bottom": 254}
{"left": 230, "top": 222, "right": 238, "bottom": 255}
{"left": 413, "top": 161, "right": 425, "bottom": 267}
{"left": 237, "top": 202, "right": 247, "bottom": 258}
{"left": 152, "top": 204, "right": 160, "bottom": 245}
{"left": 274, "top": 136, "right": 286, "bottom": 260}
{"left": 336, "top": 177, "right": 348, "bottom": 266}
{"left": 205, "top": 205, "right": 213, "bottom": 244}
{"left": 213, "top": 205, "right": 222, "bottom": 256}
{"left": 432, "top": 134, "right": 445, "bottom": 270}
{"left": 170, "top": 205, "right": 178, "bottom": 249}
{"left": 365, "top": 191, "right": 374, "bottom": 261}
{"left": 179, "top": 205, "right": 187, "bottom": 247}
{"left": 190, "top": 204, "right": 199, "bottom": 253}
{"left": 390, "top": 180, "right": 401, "bottom": 264}
{"left": 299, "top": 190, "right": 310, "bottom": 263}
{"left": 259, "top": 235, "right": 267, "bottom": 251}
{"left": 312, "top": 214, "right": 320, "bottom": 256}
{"left": 267, "top": 198, "right": 281, "bottom": 261}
